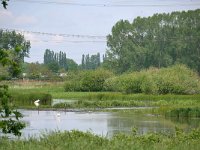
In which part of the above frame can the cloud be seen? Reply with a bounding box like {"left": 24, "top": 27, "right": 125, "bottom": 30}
{"left": 51, "top": 35, "right": 64, "bottom": 44}
{"left": 0, "top": 10, "right": 37, "bottom": 26}
{"left": 23, "top": 32, "right": 37, "bottom": 43}
{"left": 0, "top": 10, "right": 13, "bottom": 24}
{"left": 0, "top": 10, "right": 13, "bottom": 18}
{"left": 14, "top": 15, "right": 37, "bottom": 25}
{"left": 16, "top": 32, "right": 42, "bottom": 46}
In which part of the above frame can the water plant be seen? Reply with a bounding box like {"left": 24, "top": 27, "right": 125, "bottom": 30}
{"left": 1, "top": 129, "right": 200, "bottom": 150}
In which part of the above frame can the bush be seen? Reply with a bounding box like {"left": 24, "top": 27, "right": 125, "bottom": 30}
{"left": 80, "top": 69, "right": 113, "bottom": 92}
{"left": 119, "top": 73, "right": 144, "bottom": 94}
{"left": 154, "top": 65, "right": 200, "bottom": 94}
{"left": 64, "top": 69, "right": 114, "bottom": 92}
{"left": 103, "top": 65, "right": 200, "bottom": 94}
{"left": 64, "top": 65, "right": 200, "bottom": 94}
{"left": 140, "top": 73, "right": 158, "bottom": 94}
{"left": 103, "top": 77, "right": 122, "bottom": 92}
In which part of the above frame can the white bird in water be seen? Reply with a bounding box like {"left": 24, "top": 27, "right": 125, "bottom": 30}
{"left": 54, "top": 112, "right": 61, "bottom": 122}
{"left": 57, "top": 112, "right": 61, "bottom": 117}
{"left": 34, "top": 99, "right": 40, "bottom": 107}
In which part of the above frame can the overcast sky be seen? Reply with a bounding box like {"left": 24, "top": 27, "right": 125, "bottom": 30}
{"left": 0, "top": 0, "right": 199, "bottom": 64}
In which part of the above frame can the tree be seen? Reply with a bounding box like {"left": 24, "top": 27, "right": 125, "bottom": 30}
{"left": 81, "top": 54, "right": 85, "bottom": 69}
{"left": 1, "top": 0, "right": 8, "bottom": 9}
{"left": 0, "top": 30, "right": 31, "bottom": 77}
{"left": 81, "top": 53, "right": 101, "bottom": 70}
{"left": 0, "top": 47, "right": 26, "bottom": 136}
{"left": 28, "top": 63, "right": 40, "bottom": 79}
{"left": 0, "top": 1, "right": 26, "bottom": 137}
{"left": 47, "top": 61, "right": 59, "bottom": 73}
{"left": 106, "top": 9, "right": 200, "bottom": 73}
{"left": 44, "top": 49, "right": 68, "bottom": 71}
{"left": 66, "top": 58, "right": 78, "bottom": 71}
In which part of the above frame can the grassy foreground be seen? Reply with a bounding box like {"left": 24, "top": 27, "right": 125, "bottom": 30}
{"left": 1, "top": 129, "right": 200, "bottom": 150}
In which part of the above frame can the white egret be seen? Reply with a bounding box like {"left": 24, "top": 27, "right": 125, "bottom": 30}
{"left": 54, "top": 111, "right": 61, "bottom": 123}
{"left": 34, "top": 99, "right": 40, "bottom": 107}
{"left": 57, "top": 112, "right": 61, "bottom": 117}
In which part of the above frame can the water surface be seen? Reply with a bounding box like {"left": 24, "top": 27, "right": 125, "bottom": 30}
{"left": 20, "top": 109, "right": 200, "bottom": 138}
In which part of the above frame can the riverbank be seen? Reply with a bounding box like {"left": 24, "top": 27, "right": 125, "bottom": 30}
{"left": 1, "top": 81, "right": 200, "bottom": 150}
{"left": 5, "top": 81, "right": 200, "bottom": 112}
{"left": 1, "top": 129, "right": 200, "bottom": 150}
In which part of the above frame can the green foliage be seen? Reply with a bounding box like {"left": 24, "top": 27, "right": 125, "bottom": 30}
{"left": 47, "top": 61, "right": 59, "bottom": 73}
{"left": 103, "top": 77, "right": 122, "bottom": 92}
{"left": 0, "top": 30, "right": 30, "bottom": 77}
{"left": 6, "top": 79, "right": 200, "bottom": 108}
{"left": 1, "top": 129, "right": 200, "bottom": 150}
{"left": 9, "top": 91, "right": 52, "bottom": 107}
{"left": 43, "top": 49, "right": 78, "bottom": 73}
{"left": 44, "top": 49, "right": 68, "bottom": 72}
{"left": 81, "top": 69, "right": 113, "bottom": 91}
{"left": 0, "top": 30, "right": 29, "bottom": 136}
{"left": 81, "top": 53, "right": 101, "bottom": 70}
{"left": 1, "top": 0, "right": 8, "bottom": 9}
{"left": 106, "top": 9, "right": 200, "bottom": 73}
{"left": 154, "top": 65, "right": 200, "bottom": 94}
{"left": 0, "top": 119, "right": 25, "bottom": 136}
{"left": 64, "top": 69, "right": 114, "bottom": 92}
{"left": 66, "top": 58, "right": 78, "bottom": 71}
{"left": 119, "top": 72, "right": 148, "bottom": 94}
{"left": 0, "top": 85, "right": 25, "bottom": 136}
{"left": 103, "top": 65, "right": 200, "bottom": 94}
{"left": 64, "top": 81, "right": 81, "bottom": 92}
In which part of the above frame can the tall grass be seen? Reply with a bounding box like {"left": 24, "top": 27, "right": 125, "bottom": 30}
{"left": 1, "top": 129, "right": 200, "bottom": 150}
{"left": 166, "top": 107, "right": 200, "bottom": 118}
{"left": 9, "top": 91, "right": 52, "bottom": 107}
{"left": 53, "top": 93, "right": 200, "bottom": 109}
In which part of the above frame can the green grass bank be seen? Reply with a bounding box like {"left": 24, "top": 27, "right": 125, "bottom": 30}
{"left": 1, "top": 129, "right": 200, "bottom": 150}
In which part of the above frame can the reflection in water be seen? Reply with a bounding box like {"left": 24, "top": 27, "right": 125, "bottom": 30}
{"left": 166, "top": 116, "right": 200, "bottom": 128}
{"left": 107, "top": 113, "right": 174, "bottom": 136}
{"left": 19, "top": 110, "right": 200, "bottom": 138}
{"left": 52, "top": 99, "right": 78, "bottom": 106}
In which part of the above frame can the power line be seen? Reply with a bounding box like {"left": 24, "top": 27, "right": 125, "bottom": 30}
{"left": 13, "top": 0, "right": 200, "bottom": 7}
{"left": 1, "top": 28, "right": 106, "bottom": 39}
{"left": 30, "top": 39, "right": 107, "bottom": 43}
{"left": 1, "top": 28, "right": 199, "bottom": 44}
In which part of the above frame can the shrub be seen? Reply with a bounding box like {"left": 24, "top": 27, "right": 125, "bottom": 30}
{"left": 64, "top": 69, "right": 113, "bottom": 92}
{"left": 103, "top": 77, "right": 122, "bottom": 92}
{"left": 140, "top": 74, "right": 158, "bottom": 94}
{"left": 117, "top": 65, "right": 200, "bottom": 94}
{"left": 64, "top": 64, "right": 200, "bottom": 94}
{"left": 80, "top": 69, "right": 114, "bottom": 92}
{"left": 119, "top": 73, "right": 144, "bottom": 94}
{"left": 153, "top": 65, "right": 200, "bottom": 94}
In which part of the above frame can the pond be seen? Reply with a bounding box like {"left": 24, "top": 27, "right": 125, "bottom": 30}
{"left": 19, "top": 109, "right": 200, "bottom": 138}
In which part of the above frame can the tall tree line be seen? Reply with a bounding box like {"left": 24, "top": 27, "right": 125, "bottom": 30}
{"left": 106, "top": 9, "right": 200, "bottom": 73}
{"left": 81, "top": 53, "right": 101, "bottom": 70}
{"left": 44, "top": 49, "right": 68, "bottom": 71}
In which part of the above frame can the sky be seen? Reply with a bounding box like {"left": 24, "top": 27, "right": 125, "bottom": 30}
{"left": 0, "top": 0, "right": 200, "bottom": 64}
